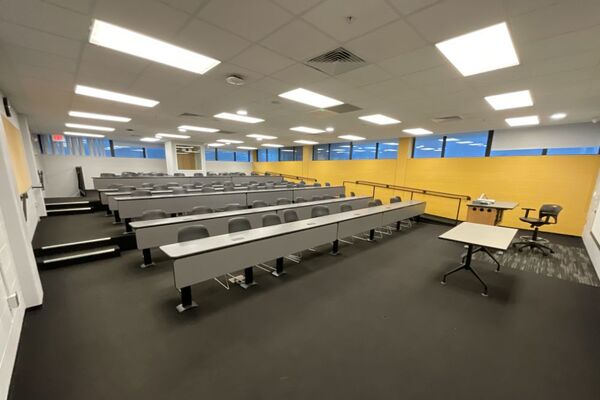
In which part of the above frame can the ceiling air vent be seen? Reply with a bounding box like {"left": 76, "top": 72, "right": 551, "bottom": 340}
{"left": 305, "top": 47, "right": 366, "bottom": 76}
{"left": 432, "top": 115, "right": 463, "bottom": 123}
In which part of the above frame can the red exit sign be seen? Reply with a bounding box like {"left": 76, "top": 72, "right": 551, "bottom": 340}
{"left": 52, "top": 134, "right": 65, "bottom": 142}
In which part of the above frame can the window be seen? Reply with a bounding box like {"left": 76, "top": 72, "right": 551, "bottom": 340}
{"left": 351, "top": 140, "right": 377, "bottom": 160}
{"left": 444, "top": 132, "right": 489, "bottom": 158}
{"left": 146, "top": 146, "right": 166, "bottom": 159}
{"left": 330, "top": 142, "right": 351, "bottom": 160}
{"left": 205, "top": 148, "right": 217, "bottom": 161}
{"left": 216, "top": 149, "right": 235, "bottom": 161}
{"left": 377, "top": 141, "right": 398, "bottom": 159}
{"left": 313, "top": 144, "right": 329, "bottom": 160}
{"left": 294, "top": 147, "right": 303, "bottom": 161}
{"left": 267, "top": 148, "right": 279, "bottom": 162}
{"left": 546, "top": 146, "right": 600, "bottom": 155}
{"left": 279, "top": 147, "right": 295, "bottom": 161}
{"left": 112, "top": 141, "right": 145, "bottom": 158}
{"left": 235, "top": 150, "right": 250, "bottom": 162}
{"left": 413, "top": 137, "right": 443, "bottom": 158}
{"left": 257, "top": 149, "right": 267, "bottom": 162}
{"left": 490, "top": 148, "right": 543, "bottom": 157}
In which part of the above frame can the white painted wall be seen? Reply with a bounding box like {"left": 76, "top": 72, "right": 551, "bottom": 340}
{"left": 583, "top": 167, "right": 600, "bottom": 278}
{"left": 205, "top": 160, "right": 253, "bottom": 174}
{"left": 493, "top": 122, "right": 600, "bottom": 150}
{"left": 37, "top": 154, "right": 168, "bottom": 197}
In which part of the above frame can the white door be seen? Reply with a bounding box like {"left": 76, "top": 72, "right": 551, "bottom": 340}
{"left": 0, "top": 206, "right": 25, "bottom": 400}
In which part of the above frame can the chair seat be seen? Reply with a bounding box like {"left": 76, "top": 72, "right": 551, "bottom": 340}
{"left": 519, "top": 217, "right": 544, "bottom": 226}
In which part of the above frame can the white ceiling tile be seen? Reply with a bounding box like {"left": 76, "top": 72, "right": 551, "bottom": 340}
{"left": 335, "top": 64, "right": 393, "bottom": 87}
{"left": 527, "top": 51, "right": 600, "bottom": 77}
{"left": 94, "top": 0, "right": 190, "bottom": 39}
{"left": 176, "top": 19, "right": 251, "bottom": 62}
{"left": 14, "top": 63, "right": 76, "bottom": 86}
{"left": 387, "top": 0, "right": 440, "bottom": 16}
{"left": 129, "top": 64, "right": 198, "bottom": 98}
{"left": 378, "top": 46, "right": 443, "bottom": 76}
{"left": 157, "top": 0, "right": 209, "bottom": 14}
{"left": 45, "top": 0, "right": 95, "bottom": 14}
{"left": 344, "top": 20, "right": 426, "bottom": 63}
{"left": 270, "top": 63, "right": 329, "bottom": 85}
{"left": 2, "top": 43, "right": 79, "bottom": 74}
{"left": 360, "top": 77, "right": 411, "bottom": 98}
{"left": 503, "top": 0, "right": 561, "bottom": 17}
{"left": 198, "top": 0, "right": 293, "bottom": 41}
{"left": 407, "top": 0, "right": 506, "bottom": 42}
{"left": 401, "top": 65, "right": 460, "bottom": 87}
{"left": 0, "top": 21, "right": 82, "bottom": 59}
{"left": 244, "top": 77, "right": 289, "bottom": 95}
{"left": 79, "top": 44, "right": 150, "bottom": 77}
{"left": 302, "top": 0, "right": 399, "bottom": 42}
{"left": 271, "top": 0, "right": 323, "bottom": 15}
{"left": 229, "top": 45, "right": 295, "bottom": 75}
{"left": 202, "top": 62, "right": 265, "bottom": 85}
{"left": 261, "top": 19, "right": 339, "bottom": 61}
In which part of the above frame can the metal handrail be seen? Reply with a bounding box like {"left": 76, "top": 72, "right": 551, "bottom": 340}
{"left": 343, "top": 180, "right": 471, "bottom": 224}
{"left": 265, "top": 172, "right": 318, "bottom": 182}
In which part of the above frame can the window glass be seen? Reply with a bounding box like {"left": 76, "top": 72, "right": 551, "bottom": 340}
{"left": 104, "top": 139, "right": 112, "bottom": 157}
{"left": 146, "top": 146, "right": 166, "bottom": 159}
{"left": 217, "top": 149, "right": 235, "bottom": 161}
{"left": 377, "top": 140, "right": 398, "bottom": 159}
{"left": 257, "top": 149, "right": 267, "bottom": 162}
{"left": 330, "top": 142, "right": 351, "bottom": 160}
{"left": 413, "top": 137, "right": 442, "bottom": 158}
{"left": 279, "top": 147, "right": 295, "bottom": 161}
{"left": 351, "top": 140, "right": 377, "bottom": 160}
{"left": 444, "top": 132, "right": 488, "bottom": 158}
{"left": 313, "top": 144, "right": 329, "bottom": 160}
{"left": 235, "top": 150, "right": 250, "bottom": 162}
{"left": 490, "top": 148, "right": 543, "bottom": 157}
{"left": 546, "top": 146, "right": 599, "bottom": 155}
{"left": 205, "top": 148, "right": 216, "bottom": 161}
{"left": 267, "top": 148, "right": 279, "bottom": 161}
{"left": 113, "top": 141, "right": 144, "bottom": 158}
{"left": 294, "top": 146, "right": 303, "bottom": 161}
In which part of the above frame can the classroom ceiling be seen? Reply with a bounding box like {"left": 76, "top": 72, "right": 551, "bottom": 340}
{"left": 0, "top": 0, "right": 600, "bottom": 146}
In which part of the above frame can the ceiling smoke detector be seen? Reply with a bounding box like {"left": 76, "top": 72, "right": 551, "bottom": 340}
{"left": 225, "top": 74, "right": 245, "bottom": 86}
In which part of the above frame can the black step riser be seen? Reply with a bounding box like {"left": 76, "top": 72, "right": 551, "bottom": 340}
{"left": 45, "top": 209, "right": 93, "bottom": 216}
{"left": 37, "top": 248, "right": 120, "bottom": 269}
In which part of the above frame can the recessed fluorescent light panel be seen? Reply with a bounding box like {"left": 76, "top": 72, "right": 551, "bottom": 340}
{"left": 294, "top": 140, "right": 319, "bottom": 145}
{"left": 261, "top": 143, "right": 284, "bottom": 148}
{"left": 68, "top": 111, "right": 130, "bottom": 122}
{"left": 550, "top": 112, "right": 567, "bottom": 120}
{"left": 338, "top": 135, "right": 365, "bottom": 141}
{"left": 178, "top": 125, "right": 219, "bottom": 133}
{"left": 485, "top": 90, "right": 533, "bottom": 110}
{"left": 359, "top": 114, "right": 401, "bottom": 125}
{"left": 237, "top": 146, "right": 257, "bottom": 150}
{"left": 326, "top": 127, "right": 334, "bottom": 132}
{"left": 402, "top": 128, "right": 433, "bottom": 135}
{"left": 214, "top": 112, "right": 264, "bottom": 123}
{"left": 75, "top": 85, "right": 159, "bottom": 107}
{"left": 236, "top": 109, "right": 248, "bottom": 115}
{"left": 140, "top": 137, "right": 160, "bottom": 142}
{"left": 435, "top": 22, "right": 519, "bottom": 77}
{"left": 505, "top": 115, "right": 540, "bottom": 127}
{"left": 290, "top": 126, "right": 325, "bottom": 134}
{"left": 278, "top": 88, "right": 343, "bottom": 108}
{"left": 63, "top": 131, "right": 105, "bottom": 138}
{"left": 216, "top": 139, "right": 244, "bottom": 144}
{"left": 65, "top": 123, "right": 114, "bottom": 132}
{"left": 89, "top": 19, "right": 220, "bottom": 74}
{"left": 207, "top": 143, "right": 224, "bottom": 147}
{"left": 247, "top": 134, "right": 277, "bottom": 140}
{"left": 155, "top": 133, "right": 190, "bottom": 139}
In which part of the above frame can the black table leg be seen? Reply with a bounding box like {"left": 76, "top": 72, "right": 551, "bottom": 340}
{"left": 442, "top": 244, "right": 488, "bottom": 296}
{"left": 240, "top": 267, "right": 256, "bottom": 289}
{"left": 141, "top": 249, "right": 153, "bottom": 268}
{"left": 369, "top": 229, "right": 375, "bottom": 241}
{"left": 124, "top": 218, "right": 132, "bottom": 233}
{"left": 272, "top": 257, "right": 285, "bottom": 277}
{"left": 330, "top": 239, "right": 339, "bottom": 255}
{"left": 464, "top": 246, "right": 502, "bottom": 272}
{"left": 396, "top": 221, "right": 401, "bottom": 231}
{"left": 176, "top": 286, "right": 198, "bottom": 312}
{"left": 113, "top": 210, "right": 121, "bottom": 223}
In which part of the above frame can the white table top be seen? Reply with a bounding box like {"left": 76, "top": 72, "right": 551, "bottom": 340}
{"left": 467, "top": 201, "right": 519, "bottom": 210}
{"left": 161, "top": 200, "right": 424, "bottom": 259}
{"left": 438, "top": 222, "right": 517, "bottom": 250}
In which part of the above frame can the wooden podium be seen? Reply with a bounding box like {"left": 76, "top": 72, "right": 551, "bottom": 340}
{"left": 466, "top": 201, "right": 519, "bottom": 226}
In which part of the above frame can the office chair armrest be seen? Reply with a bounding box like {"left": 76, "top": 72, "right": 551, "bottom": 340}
{"left": 521, "top": 207, "right": 536, "bottom": 218}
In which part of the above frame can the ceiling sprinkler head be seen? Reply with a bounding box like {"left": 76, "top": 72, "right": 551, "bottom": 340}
{"left": 225, "top": 74, "right": 245, "bottom": 86}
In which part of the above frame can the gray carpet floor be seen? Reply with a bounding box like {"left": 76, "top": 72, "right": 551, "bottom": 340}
{"left": 11, "top": 222, "right": 600, "bottom": 400}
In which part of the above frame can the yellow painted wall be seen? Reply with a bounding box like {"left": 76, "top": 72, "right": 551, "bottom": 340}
{"left": 254, "top": 138, "right": 600, "bottom": 236}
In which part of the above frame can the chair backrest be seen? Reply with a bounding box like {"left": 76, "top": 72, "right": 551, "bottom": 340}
{"left": 313, "top": 183, "right": 322, "bottom": 187}
{"left": 311, "top": 196, "right": 324, "bottom": 201}
{"left": 118, "top": 186, "right": 136, "bottom": 192}
{"left": 228, "top": 217, "right": 251, "bottom": 233}
{"left": 141, "top": 182, "right": 154, "bottom": 187}
{"left": 262, "top": 213, "right": 281, "bottom": 227}
{"left": 295, "top": 197, "right": 306, "bottom": 203}
{"left": 100, "top": 173, "right": 116, "bottom": 177}
{"left": 276, "top": 198, "right": 291, "bottom": 205}
{"left": 171, "top": 187, "right": 186, "bottom": 194}
{"left": 311, "top": 205, "right": 329, "bottom": 218}
{"left": 350, "top": 191, "right": 356, "bottom": 197}
{"left": 539, "top": 204, "right": 562, "bottom": 224}
{"left": 390, "top": 196, "right": 402, "bottom": 203}
{"left": 194, "top": 172, "right": 204, "bottom": 177}
{"left": 325, "top": 182, "right": 331, "bottom": 186}
{"left": 252, "top": 200, "right": 268, "bottom": 208}
{"left": 368, "top": 201, "right": 378, "bottom": 207}
{"left": 340, "top": 204, "right": 353, "bottom": 212}
{"left": 283, "top": 209, "right": 299, "bottom": 223}
{"left": 225, "top": 203, "right": 244, "bottom": 211}
{"left": 190, "top": 206, "right": 213, "bottom": 215}
{"left": 130, "top": 189, "right": 151, "bottom": 197}
{"left": 141, "top": 209, "right": 168, "bottom": 220}
{"left": 177, "top": 225, "right": 209, "bottom": 242}
{"left": 374, "top": 199, "right": 383, "bottom": 206}
{"left": 339, "top": 193, "right": 346, "bottom": 198}
{"left": 201, "top": 187, "right": 215, "bottom": 193}
{"left": 174, "top": 173, "right": 185, "bottom": 177}
{"left": 154, "top": 185, "right": 169, "bottom": 190}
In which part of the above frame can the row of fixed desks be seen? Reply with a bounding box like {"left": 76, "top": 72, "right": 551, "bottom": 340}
{"left": 111, "top": 186, "right": 346, "bottom": 229}
{"left": 160, "top": 199, "right": 426, "bottom": 312}
{"left": 93, "top": 175, "right": 283, "bottom": 189}
{"left": 131, "top": 196, "right": 372, "bottom": 267}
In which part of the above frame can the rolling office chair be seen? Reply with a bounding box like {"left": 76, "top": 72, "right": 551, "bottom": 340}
{"left": 340, "top": 204, "right": 352, "bottom": 212}
{"left": 140, "top": 209, "right": 168, "bottom": 221}
{"left": 325, "top": 182, "right": 331, "bottom": 187}
{"left": 224, "top": 203, "right": 244, "bottom": 211}
{"left": 257, "top": 214, "right": 286, "bottom": 277}
{"left": 350, "top": 191, "right": 356, "bottom": 197}
{"left": 295, "top": 197, "right": 306, "bottom": 203}
{"left": 311, "top": 205, "right": 329, "bottom": 218}
{"left": 194, "top": 172, "right": 204, "bottom": 177}
{"left": 130, "top": 189, "right": 151, "bottom": 197}
{"left": 252, "top": 200, "right": 268, "bottom": 208}
{"left": 339, "top": 193, "right": 346, "bottom": 198}
{"left": 276, "top": 198, "right": 291, "bottom": 205}
{"left": 390, "top": 196, "right": 401, "bottom": 203}
{"left": 512, "top": 204, "right": 562, "bottom": 256}
{"left": 283, "top": 209, "right": 299, "bottom": 223}
{"left": 190, "top": 206, "right": 213, "bottom": 215}
{"left": 228, "top": 217, "right": 256, "bottom": 288}
{"left": 313, "top": 183, "right": 322, "bottom": 187}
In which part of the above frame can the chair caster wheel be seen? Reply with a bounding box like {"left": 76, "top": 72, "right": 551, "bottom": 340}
{"left": 440, "top": 281, "right": 446, "bottom": 285}
{"left": 481, "top": 292, "right": 488, "bottom": 297}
